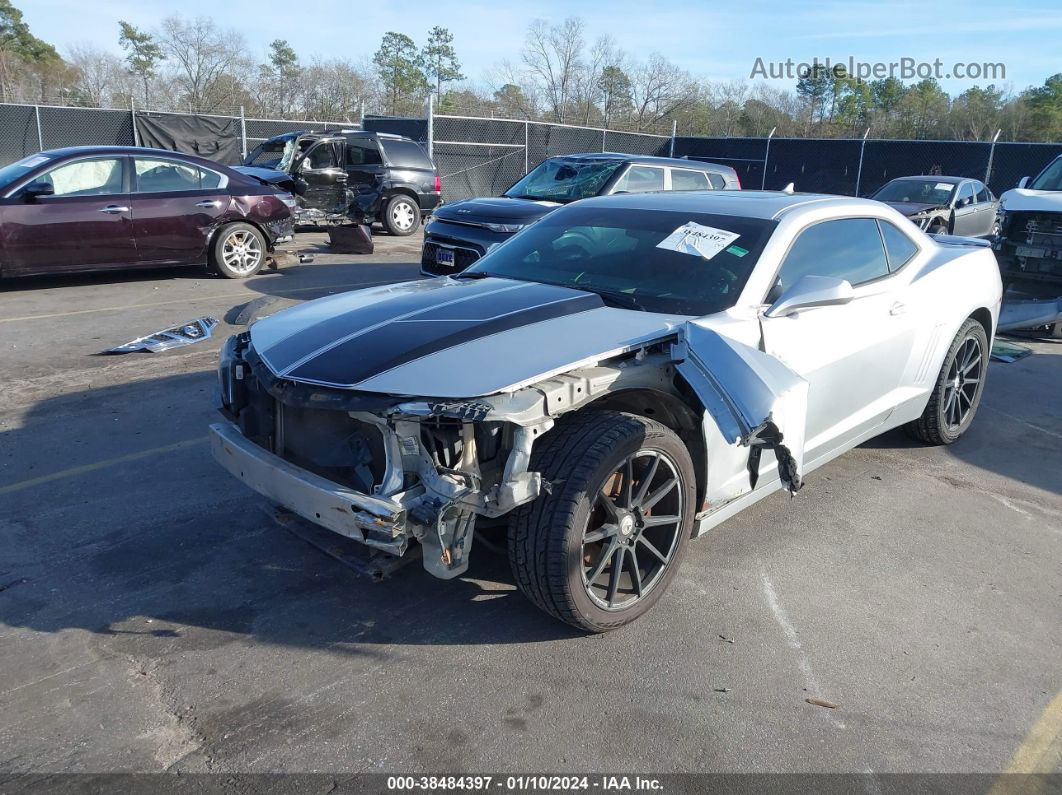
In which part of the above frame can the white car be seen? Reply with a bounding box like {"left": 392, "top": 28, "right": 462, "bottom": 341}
{"left": 211, "top": 191, "right": 1003, "bottom": 632}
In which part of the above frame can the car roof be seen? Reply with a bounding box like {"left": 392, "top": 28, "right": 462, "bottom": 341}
{"left": 887, "top": 175, "right": 970, "bottom": 185}
{"left": 548, "top": 151, "right": 734, "bottom": 172}
{"left": 573, "top": 189, "right": 874, "bottom": 220}
{"left": 41, "top": 145, "right": 224, "bottom": 162}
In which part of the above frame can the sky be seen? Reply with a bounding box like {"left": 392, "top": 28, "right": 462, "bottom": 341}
{"left": 20, "top": 0, "right": 1062, "bottom": 95}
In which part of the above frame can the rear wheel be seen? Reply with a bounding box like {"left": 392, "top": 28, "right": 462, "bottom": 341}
{"left": 383, "top": 195, "right": 420, "bottom": 236}
{"left": 210, "top": 223, "right": 266, "bottom": 279}
{"left": 905, "top": 318, "right": 988, "bottom": 444}
{"left": 508, "top": 411, "right": 695, "bottom": 633}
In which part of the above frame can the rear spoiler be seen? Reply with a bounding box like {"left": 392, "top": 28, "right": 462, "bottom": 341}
{"left": 929, "top": 233, "right": 992, "bottom": 248}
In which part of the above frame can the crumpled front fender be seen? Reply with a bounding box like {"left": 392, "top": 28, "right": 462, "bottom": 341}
{"left": 672, "top": 323, "right": 808, "bottom": 499}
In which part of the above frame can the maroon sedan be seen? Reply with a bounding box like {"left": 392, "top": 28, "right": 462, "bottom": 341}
{"left": 0, "top": 146, "right": 298, "bottom": 280}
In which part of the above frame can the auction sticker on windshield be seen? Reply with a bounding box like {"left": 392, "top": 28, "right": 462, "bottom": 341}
{"left": 657, "top": 222, "right": 740, "bottom": 260}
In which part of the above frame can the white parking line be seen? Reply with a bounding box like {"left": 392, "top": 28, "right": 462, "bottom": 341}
{"left": 760, "top": 568, "right": 846, "bottom": 730}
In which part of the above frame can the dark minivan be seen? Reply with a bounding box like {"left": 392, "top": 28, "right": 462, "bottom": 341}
{"left": 421, "top": 152, "right": 739, "bottom": 276}
{"left": 240, "top": 130, "right": 441, "bottom": 235}
{"left": 0, "top": 146, "right": 297, "bottom": 280}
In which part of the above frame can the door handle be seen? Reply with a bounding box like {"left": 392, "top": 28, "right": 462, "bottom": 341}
{"left": 890, "top": 301, "right": 907, "bottom": 317}
{"left": 99, "top": 205, "right": 129, "bottom": 214}
{"left": 195, "top": 200, "right": 222, "bottom": 208}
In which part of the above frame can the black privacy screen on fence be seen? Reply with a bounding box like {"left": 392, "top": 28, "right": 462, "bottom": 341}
{"left": 0, "top": 102, "right": 1057, "bottom": 201}
{"left": 135, "top": 112, "right": 242, "bottom": 164}
{"left": 675, "top": 135, "right": 1061, "bottom": 197}
{"left": 429, "top": 115, "right": 670, "bottom": 202}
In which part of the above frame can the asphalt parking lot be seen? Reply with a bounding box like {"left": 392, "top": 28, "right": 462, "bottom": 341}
{"left": 0, "top": 229, "right": 1059, "bottom": 781}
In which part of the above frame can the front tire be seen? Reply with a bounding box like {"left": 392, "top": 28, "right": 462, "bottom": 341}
{"left": 508, "top": 411, "right": 696, "bottom": 633}
{"left": 905, "top": 318, "right": 988, "bottom": 444}
{"left": 383, "top": 195, "right": 420, "bottom": 236}
{"left": 210, "top": 223, "right": 266, "bottom": 279}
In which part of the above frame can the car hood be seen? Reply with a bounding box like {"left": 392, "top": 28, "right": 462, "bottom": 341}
{"left": 249, "top": 277, "right": 683, "bottom": 397}
{"left": 880, "top": 200, "right": 947, "bottom": 217}
{"left": 233, "top": 165, "right": 293, "bottom": 184}
{"left": 999, "top": 187, "right": 1062, "bottom": 213}
{"left": 432, "top": 197, "right": 562, "bottom": 226}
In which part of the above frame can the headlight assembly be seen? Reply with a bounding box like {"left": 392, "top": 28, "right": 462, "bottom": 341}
{"left": 483, "top": 222, "right": 527, "bottom": 234}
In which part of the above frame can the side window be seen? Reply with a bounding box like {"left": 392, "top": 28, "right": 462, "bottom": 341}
{"left": 304, "top": 143, "right": 338, "bottom": 170}
{"left": 345, "top": 141, "right": 383, "bottom": 166}
{"left": 379, "top": 139, "right": 432, "bottom": 168}
{"left": 36, "top": 158, "right": 124, "bottom": 197}
{"left": 134, "top": 159, "right": 223, "bottom": 192}
{"left": 707, "top": 172, "right": 726, "bottom": 190}
{"left": 612, "top": 165, "right": 664, "bottom": 193}
{"left": 774, "top": 218, "right": 890, "bottom": 294}
{"left": 974, "top": 183, "right": 990, "bottom": 203}
{"left": 670, "top": 168, "right": 711, "bottom": 191}
{"left": 956, "top": 182, "right": 975, "bottom": 207}
{"left": 878, "top": 220, "right": 919, "bottom": 272}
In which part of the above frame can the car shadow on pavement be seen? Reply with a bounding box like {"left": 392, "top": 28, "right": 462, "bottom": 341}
{"left": 858, "top": 353, "right": 1062, "bottom": 497}
{"left": 0, "top": 372, "right": 583, "bottom": 654}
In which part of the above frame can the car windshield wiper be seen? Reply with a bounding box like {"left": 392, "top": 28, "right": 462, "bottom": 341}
{"left": 577, "top": 285, "right": 648, "bottom": 312}
{"left": 453, "top": 270, "right": 496, "bottom": 279}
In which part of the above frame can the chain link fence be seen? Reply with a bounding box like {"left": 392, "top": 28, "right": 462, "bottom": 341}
{"left": 0, "top": 101, "right": 350, "bottom": 166}
{"left": 1, "top": 100, "right": 1058, "bottom": 201}
{"left": 676, "top": 134, "right": 1062, "bottom": 197}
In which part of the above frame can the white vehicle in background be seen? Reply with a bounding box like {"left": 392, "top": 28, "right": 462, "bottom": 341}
{"left": 211, "top": 191, "right": 1003, "bottom": 633}
{"left": 995, "top": 154, "right": 1062, "bottom": 294}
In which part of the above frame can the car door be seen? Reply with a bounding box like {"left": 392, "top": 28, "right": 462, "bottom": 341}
{"left": 343, "top": 137, "right": 387, "bottom": 194}
{"left": 951, "top": 181, "right": 980, "bottom": 236}
{"left": 969, "top": 181, "right": 998, "bottom": 236}
{"left": 293, "top": 138, "right": 347, "bottom": 212}
{"left": 129, "top": 156, "right": 230, "bottom": 265}
{"left": 0, "top": 155, "right": 136, "bottom": 275}
{"left": 757, "top": 217, "right": 920, "bottom": 458}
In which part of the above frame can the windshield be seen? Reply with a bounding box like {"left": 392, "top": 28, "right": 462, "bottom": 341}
{"left": 504, "top": 158, "right": 624, "bottom": 202}
{"left": 463, "top": 206, "right": 776, "bottom": 316}
{"left": 245, "top": 137, "right": 301, "bottom": 171}
{"left": 0, "top": 153, "right": 51, "bottom": 189}
{"left": 1029, "top": 158, "right": 1062, "bottom": 191}
{"left": 872, "top": 179, "right": 955, "bottom": 205}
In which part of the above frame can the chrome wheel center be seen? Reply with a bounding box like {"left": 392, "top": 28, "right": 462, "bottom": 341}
{"left": 619, "top": 514, "right": 635, "bottom": 537}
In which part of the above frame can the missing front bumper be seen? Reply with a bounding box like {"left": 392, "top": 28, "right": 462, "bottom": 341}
{"left": 209, "top": 421, "right": 408, "bottom": 555}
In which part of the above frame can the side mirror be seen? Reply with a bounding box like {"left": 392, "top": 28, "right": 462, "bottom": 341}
{"left": 765, "top": 274, "right": 856, "bottom": 318}
{"left": 1018, "top": 176, "right": 1029, "bottom": 189}
{"left": 23, "top": 180, "right": 54, "bottom": 200}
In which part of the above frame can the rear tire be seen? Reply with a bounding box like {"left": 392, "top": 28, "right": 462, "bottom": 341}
{"left": 383, "top": 195, "right": 420, "bottom": 236}
{"left": 905, "top": 318, "right": 988, "bottom": 444}
{"left": 508, "top": 411, "right": 696, "bottom": 633}
{"left": 210, "top": 223, "right": 266, "bottom": 279}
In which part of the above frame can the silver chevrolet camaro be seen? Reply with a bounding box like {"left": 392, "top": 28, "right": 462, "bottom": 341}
{"left": 211, "top": 190, "right": 1003, "bottom": 632}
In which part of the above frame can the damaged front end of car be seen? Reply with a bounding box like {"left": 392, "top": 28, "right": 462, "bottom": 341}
{"left": 211, "top": 322, "right": 807, "bottom": 580}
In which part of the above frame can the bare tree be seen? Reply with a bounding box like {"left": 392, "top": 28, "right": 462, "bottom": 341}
{"left": 577, "top": 36, "right": 619, "bottom": 125}
{"left": 629, "top": 54, "right": 696, "bottom": 132}
{"left": 300, "top": 57, "right": 376, "bottom": 120}
{"left": 522, "top": 17, "right": 583, "bottom": 123}
{"left": 157, "top": 16, "right": 250, "bottom": 112}
{"left": 67, "top": 43, "right": 128, "bottom": 106}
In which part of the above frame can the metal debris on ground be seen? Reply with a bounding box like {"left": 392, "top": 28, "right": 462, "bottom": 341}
{"left": 718, "top": 634, "right": 736, "bottom": 643}
{"left": 805, "top": 697, "right": 838, "bottom": 709}
{"left": 990, "top": 339, "right": 1033, "bottom": 363}
{"left": 106, "top": 317, "right": 218, "bottom": 354}
{"left": 713, "top": 687, "right": 730, "bottom": 693}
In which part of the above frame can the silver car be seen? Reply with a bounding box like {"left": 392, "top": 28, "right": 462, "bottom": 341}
{"left": 211, "top": 190, "right": 1003, "bottom": 632}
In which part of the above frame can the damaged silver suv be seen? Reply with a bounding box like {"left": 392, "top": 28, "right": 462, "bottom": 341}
{"left": 211, "top": 190, "right": 1002, "bottom": 632}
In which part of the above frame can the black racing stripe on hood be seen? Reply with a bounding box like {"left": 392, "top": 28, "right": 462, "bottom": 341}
{"left": 285, "top": 284, "right": 604, "bottom": 387}
{"left": 260, "top": 278, "right": 519, "bottom": 374}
